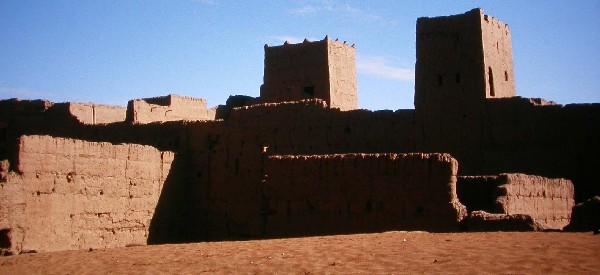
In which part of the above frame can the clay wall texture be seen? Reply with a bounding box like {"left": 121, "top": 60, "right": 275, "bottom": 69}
{"left": 260, "top": 38, "right": 358, "bottom": 110}
{"left": 126, "top": 94, "right": 215, "bottom": 124}
{"left": 458, "top": 174, "right": 574, "bottom": 229}
{"left": 67, "top": 103, "right": 126, "bottom": 124}
{"left": 0, "top": 135, "right": 175, "bottom": 253}
{"left": 263, "top": 153, "right": 467, "bottom": 236}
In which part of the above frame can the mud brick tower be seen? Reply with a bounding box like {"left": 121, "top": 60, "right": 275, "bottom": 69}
{"left": 414, "top": 8, "right": 516, "bottom": 149}
{"left": 415, "top": 8, "right": 515, "bottom": 112}
{"left": 260, "top": 36, "right": 358, "bottom": 111}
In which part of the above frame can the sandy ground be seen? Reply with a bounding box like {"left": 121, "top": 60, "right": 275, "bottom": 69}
{"left": 1, "top": 232, "right": 598, "bottom": 274}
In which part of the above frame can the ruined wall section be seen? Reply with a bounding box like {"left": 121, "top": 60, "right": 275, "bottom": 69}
{"left": 480, "top": 12, "right": 515, "bottom": 98}
{"left": 126, "top": 94, "right": 215, "bottom": 124}
{"left": 0, "top": 135, "right": 175, "bottom": 253}
{"left": 327, "top": 40, "right": 358, "bottom": 110}
{"left": 263, "top": 153, "right": 467, "bottom": 236}
{"left": 496, "top": 174, "right": 574, "bottom": 229}
{"left": 67, "top": 102, "right": 126, "bottom": 124}
{"left": 457, "top": 173, "right": 574, "bottom": 230}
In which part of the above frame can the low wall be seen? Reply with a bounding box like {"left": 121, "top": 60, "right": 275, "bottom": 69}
{"left": 457, "top": 173, "right": 574, "bottom": 229}
{"left": 263, "top": 153, "right": 467, "bottom": 236}
{"left": 126, "top": 95, "right": 215, "bottom": 124}
{"left": 0, "top": 135, "right": 175, "bottom": 253}
{"left": 496, "top": 174, "right": 574, "bottom": 229}
{"left": 68, "top": 103, "right": 126, "bottom": 124}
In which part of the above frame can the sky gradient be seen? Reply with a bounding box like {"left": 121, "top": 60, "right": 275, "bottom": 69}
{"left": 1, "top": 1, "right": 599, "bottom": 110}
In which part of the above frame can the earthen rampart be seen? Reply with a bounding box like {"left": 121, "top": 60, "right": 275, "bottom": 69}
{"left": 0, "top": 135, "right": 176, "bottom": 253}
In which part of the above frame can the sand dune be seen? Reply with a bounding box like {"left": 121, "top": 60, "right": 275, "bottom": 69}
{"left": 1, "top": 232, "right": 598, "bottom": 274}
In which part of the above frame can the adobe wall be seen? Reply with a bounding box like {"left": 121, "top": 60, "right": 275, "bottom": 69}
{"left": 327, "top": 40, "right": 358, "bottom": 110}
{"left": 479, "top": 98, "right": 600, "bottom": 201}
{"left": 457, "top": 174, "right": 574, "bottom": 229}
{"left": 0, "top": 135, "right": 176, "bottom": 253}
{"left": 263, "top": 153, "right": 467, "bottom": 236}
{"left": 67, "top": 102, "right": 126, "bottom": 124}
{"left": 126, "top": 94, "right": 215, "bottom": 124}
{"left": 496, "top": 174, "right": 574, "bottom": 229}
{"left": 182, "top": 100, "right": 418, "bottom": 239}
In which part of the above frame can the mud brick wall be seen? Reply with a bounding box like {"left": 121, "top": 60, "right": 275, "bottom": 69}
{"left": 262, "top": 153, "right": 467, "bottom": 237}
{"left": 457, "top": 173, "right": 574, "bottom": 229}
{"left": 0, "top": 135, "right": 175, "bottom": 253}
{"left": 67, "top": 102, "right": 126, "bottom": 124}
{"left": 126, "top": 94, "right": 215, "bottom": 124}
{"left": 495, "top": 174, "right": 574, "bottom": 229}
{"left": 481, "top": 99, "right": 600, "bottom": 202}
{"left": 182, "top": 100, "right": 419, "bottom": 239}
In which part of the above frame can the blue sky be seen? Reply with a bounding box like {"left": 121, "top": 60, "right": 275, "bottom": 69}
{"left": 1, "top": 1, "right": 599, "bottom": 110}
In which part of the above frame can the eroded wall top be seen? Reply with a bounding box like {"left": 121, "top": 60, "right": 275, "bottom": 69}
{"left": 126, "top": 94, "right": 216, "bottom": 124}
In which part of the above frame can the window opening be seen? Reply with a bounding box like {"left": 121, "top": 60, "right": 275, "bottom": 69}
{"left": 455, "top": 73, "right": 461, "bottom": 84}
{"left": 504, "top": 71, "right": 509, "bottom": 81}
{"left": 488, "top": 67, "right": 495, "bottom": 97}
{"left": 437, "top": 75, "right": 443, "bottom": 86}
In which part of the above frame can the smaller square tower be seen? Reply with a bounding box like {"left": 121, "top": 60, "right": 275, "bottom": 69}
{"left": 260, "top": 36, "right": 358, "bottom": 111}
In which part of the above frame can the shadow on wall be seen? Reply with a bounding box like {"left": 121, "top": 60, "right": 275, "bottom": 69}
{"left": 147, "top": 153, "right": 202, "bottom": 244}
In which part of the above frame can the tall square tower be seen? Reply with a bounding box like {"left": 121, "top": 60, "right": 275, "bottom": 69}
{"left": 260, "top": 36, "right": 358, "bottom": 111}
{"left": 414, "top": 8, "right": 515, "bottom": 113}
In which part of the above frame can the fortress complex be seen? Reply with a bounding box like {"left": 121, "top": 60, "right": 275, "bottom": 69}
{"left": 1, "top": 9, "right": 599, "bottom": 254}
